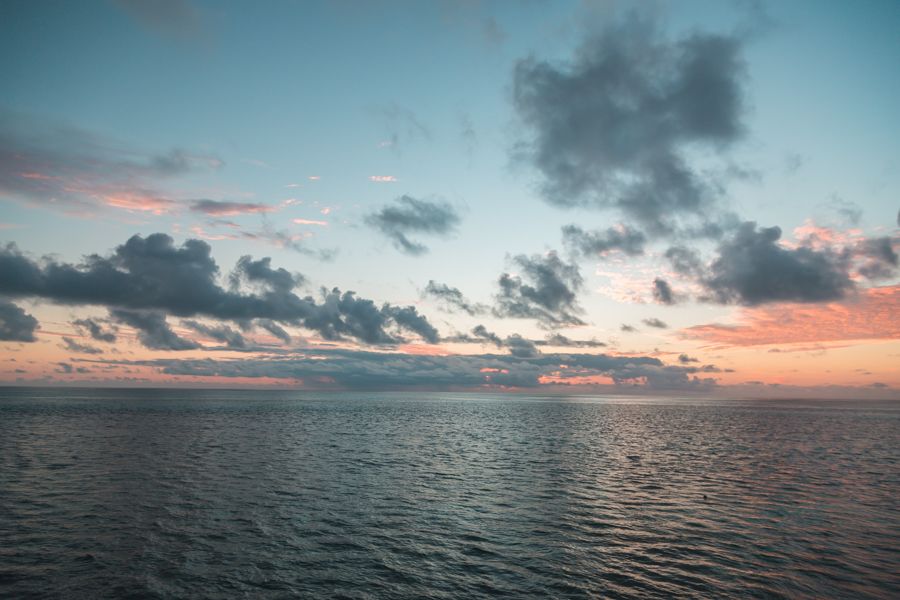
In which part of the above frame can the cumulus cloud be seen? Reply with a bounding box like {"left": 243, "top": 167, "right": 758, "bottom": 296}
{"left": 365, "top": 195, "right": 460, "bottom": 255}
{"left": 0, "top": 299, "right": 38, "bottom": 342}
{"left": 701, "top": 222, "right": 853, "bottom": 305}
{"left": 652, "top": 278, "right": 676, "bottom": 305}
{"left": 494, "top": 252, "right": 585, "bottom": 327}
{"left": 461, "top": 324, "right": 541, "bottom": 358}
{"left": 854, "top": 237, "right": 899, "bottom": 280}
{"left": 0, "top": 233, "right": 440, "bottom": 346}
{"left": 512, "top": 16, "right": 746, "bottom": 233}
{"left": 562, "top": 224, "right": 646, "bottom": 258}
{"left": 110, "top": 309, "right": 200, "bottom": 351}
{"left": 423, "top": 280, "right": 487, "bottom": 315}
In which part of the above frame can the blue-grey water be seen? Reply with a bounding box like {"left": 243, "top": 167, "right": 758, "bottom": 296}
{"left": 1, "top": 388, "right": 898, "bottom": 599}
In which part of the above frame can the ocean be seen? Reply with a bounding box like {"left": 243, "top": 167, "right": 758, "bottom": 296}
{"left": 1, "top": 388, "right": 898, "bottom": 598}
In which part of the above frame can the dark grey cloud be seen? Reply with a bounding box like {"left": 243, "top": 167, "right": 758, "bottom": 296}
{"left": 230, "top": 255, "right": 303, "bottom": 293}
{"left": 365, "top": 195, "right": 460, "bottom": 255}
{"left": 110, "top": 309, "right": 200, "bottom": 351}
{"left": 62, "top": 337, "right": 103, "bottom": 354}
{"left": 513, "top": 16, "right": 746, "bottom": 233}
{"left": 702, "top": 222, "right": 853, "bottom": 305}
{"left": 494, "top": 252, "right": 585, "bottom": 327}
{"left": 0, "top": 233, "right": 440, "bottom": 346}
{"left": 183, "top": 320, "right": 246, "bottom": 349}
{"left": 0, "top": 299, "right": 38, "bottom": 342}
{"left": 652, "top": 278, "right": 675, "bottom": 305}
{"left": 56, "top": 362, "right": 73, "bottom": 374}
{"left": 854, "top": 236, "right": 898, "bottom": 280}
{"left": 256, "top": 319, "right": 291, "bottom": 344}
{"left": 678, "top": 353, "right": 699, "bottom": 364}
{"left": 450, "top": 327, "right": 605, "bottom": 354}
{"left": 73, "top": 318, "right": 117, "bottom": 342}
{"left": 423, "top": 280, "right": 487, "bottom": 316}
{"left": 562, "top": 224, "right": 646, "bottom": 258}
{"left": 464, "top": 324, "right": 540, "bottom": 358}
{"left": 665, "top": 245, "right": 704, "bottom": 276}
{"left": 95, "top": 347, "right": 716, "bottom": 391}
{"left": 642, "top": 317, "right": 668, "bottom": 329}
{"left": 621, "top": 324, "right": 636, "bottom": 333}
{"left": 537, "top": 333, "right": 607, "bottom": 348}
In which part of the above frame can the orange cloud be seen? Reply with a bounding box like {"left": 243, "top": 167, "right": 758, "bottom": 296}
{"left": 682, "top": 285, "right": 900, "bottom": 347}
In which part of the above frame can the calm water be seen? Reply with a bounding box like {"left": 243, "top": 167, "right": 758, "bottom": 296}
{"left": 0, "top": 388, "right": 898, "bottom": 599}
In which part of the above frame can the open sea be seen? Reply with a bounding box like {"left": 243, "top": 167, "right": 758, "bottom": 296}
{"left": 0, "top": 387, "right": 898, "bottom": 598}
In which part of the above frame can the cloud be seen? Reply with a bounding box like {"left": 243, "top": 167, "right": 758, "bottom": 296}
{"left": 0, "top": 233, "right": 440, "bottom": 346}
{"left": 621, "top": 324, "right": 636, "bottom": 333}
{"left": 701, "top": 222, "right": 853, "bottom": 305}
{"left": 0, "top": 110, "right": 220, "bottom": 214}
{"left": 681, "top": 285, "right": 900, "bottom": 347}
{"left": 183, "top": 320, "right": 246, "bottom": 349}
{"left": 110, "top": 308, "right": 200, "bottom": 350}
{"left": 854, "top": 236, "right": 899, "bottom": 280}
{"left": 374, "top": 104, "right": 432, "bottom": 152}
{"left": 678, "top": 353, "right": 699, "bottom": 363}
{"left": 642, "top": 318, "right": 668, "bottom": 329}
{"left": 461, "top": 324, "right": 540, "bottom": 358}
{"left": 61, "top": 337, "right": 103, "bottom": 354}
{"left": 512, "top": 16, "right": 746, "bottom": 233}
{"left": 0, "top": 299, "right": 38, "bottom": 342}
{"left": 189, "top": 200, "right": 276, "bottom": 216}
{"left": 423, "top": 280, "right": 487, "bottom": 316}
{"left": 230, "top": 255, "right": 303, "bottom": 293}
{"left": 256, "top": 319, "right": 291, "bottom": 344}
{"left": 449, "top": 327, "right": 606, "bottom": 354}
{"left": 562, "top": 224, "right": 646, "bottom": 258}
{"left": 72, "top": 318, "right": 117, "bottom": 342}
{"left": 537, "top": 333, "right": 607, "bottom": 348}
{"left": 365, "top": 195, "right": 460, "bottom": 255}
{"left": 494, "top": 252, "right": 585, "bottom": 327}
{"left": 652, "top": 278, "right": 676, "bottom": 305}
{"left": 96, "top": 347, "right": 715, "bottom": 391}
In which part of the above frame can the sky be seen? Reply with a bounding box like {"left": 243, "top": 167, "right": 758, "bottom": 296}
{"left": 0, "top": 0, "right": 898, "bottom": 398}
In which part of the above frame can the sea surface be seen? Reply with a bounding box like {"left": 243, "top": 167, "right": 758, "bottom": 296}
{"left": 0, "top": 388, "right": 898, "bottom": 599}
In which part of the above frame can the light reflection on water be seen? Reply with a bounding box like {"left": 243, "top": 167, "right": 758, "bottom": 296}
{"left": 1, "top": 388, "right": 898, "bottom": 598}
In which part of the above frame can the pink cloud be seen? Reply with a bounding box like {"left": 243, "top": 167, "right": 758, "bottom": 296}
{"left": 681, "top": 285, "right": 900, "bottom": 347}
{"left": 369, "top": 175, "right": 397, "bottom": 183}
{"left": 292, "top": 218, "right": 328, "bottom": 226}
{"left": 189, "top": 200, "right": 276, "bottom": 216}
